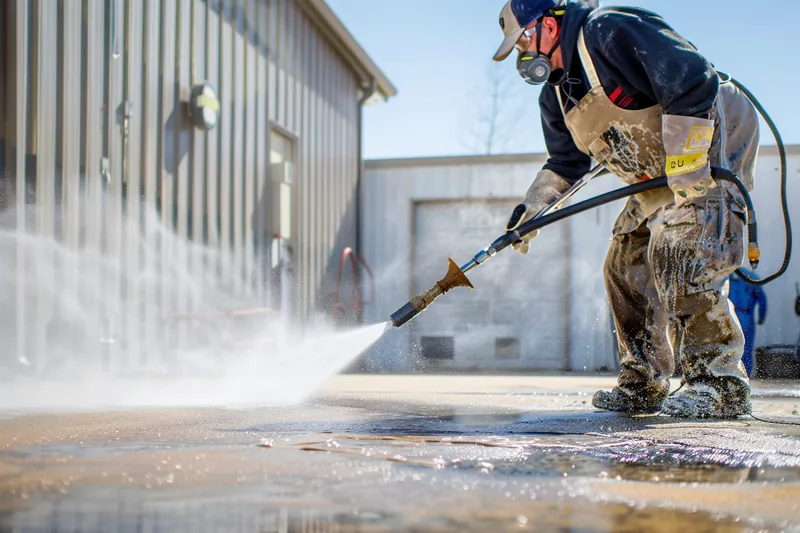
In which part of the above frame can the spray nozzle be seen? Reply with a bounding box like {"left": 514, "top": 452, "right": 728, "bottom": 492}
{"left": 748, "top": 243, "right": 760, "bottom": 270}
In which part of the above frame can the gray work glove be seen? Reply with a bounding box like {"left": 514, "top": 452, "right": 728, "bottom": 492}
{"left": 662, "top": 114, "right": 717, "bottom": 205}
{"left": 505, "top": 169, "right": 571, "bottom": 255}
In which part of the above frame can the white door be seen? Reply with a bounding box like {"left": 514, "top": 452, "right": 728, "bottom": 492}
{"left": 269, "top": 130, "right": 296, "bottom": 319}
{"left": 412, "top": 200, "right": 568, "bottom": 371}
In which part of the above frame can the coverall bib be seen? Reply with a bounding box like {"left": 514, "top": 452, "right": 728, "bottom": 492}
{"left": 554, "top": 29, "right": 759, "bottom": 402}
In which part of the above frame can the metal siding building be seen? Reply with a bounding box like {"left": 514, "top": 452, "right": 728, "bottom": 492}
{"left": 0, "top": 0, "right": 395, "bottom": 373}
{"left": 361, "top": 146, "right": 800, "bottom": 373}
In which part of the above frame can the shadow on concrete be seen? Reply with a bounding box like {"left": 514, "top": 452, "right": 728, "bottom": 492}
{"left": 214, "top": 409, "right": 747, "bottom": 439}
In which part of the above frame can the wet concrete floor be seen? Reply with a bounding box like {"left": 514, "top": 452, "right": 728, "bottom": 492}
{"left": 0, "top": 375, "right": 798, "bottom": 532}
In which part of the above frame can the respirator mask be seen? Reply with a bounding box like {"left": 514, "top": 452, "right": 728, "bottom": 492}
{"left": 516, "top": 19, "right": 562, "bottom": 85}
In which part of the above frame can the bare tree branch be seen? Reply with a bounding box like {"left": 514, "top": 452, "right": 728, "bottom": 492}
{"left": 460, "top": 61, "right": 536, "bottom": 155}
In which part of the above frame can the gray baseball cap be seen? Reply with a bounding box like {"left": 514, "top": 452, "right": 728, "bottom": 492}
{"left": 493, "top": 1, "right": 525, "bottom": 61}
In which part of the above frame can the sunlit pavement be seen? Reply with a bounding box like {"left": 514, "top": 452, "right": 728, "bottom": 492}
{"left": 0, "top": 374, "right": 798, "bottom": 532}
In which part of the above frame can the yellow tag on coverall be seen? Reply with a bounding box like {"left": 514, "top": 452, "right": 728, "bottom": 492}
{"left": 666, "top": 152, "right": 708, "bottom": 176}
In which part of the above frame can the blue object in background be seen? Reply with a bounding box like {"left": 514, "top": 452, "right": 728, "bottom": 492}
{"left": 728, "top": 269, "right": 768, "bottom": 377}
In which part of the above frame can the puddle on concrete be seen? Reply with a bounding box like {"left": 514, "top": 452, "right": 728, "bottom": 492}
{"left": 6, "top": 427, "right": 800, "bottom": 491}
{"left": 0, "top": 434, "right": 798, "bottom": 532}
{"left": 470, "top": 449, "right": 799, "bottom": 484}
{"left": 283, "top": 434, "right": 800, "bottom": 484}
{"left": 9, "top": 433, "right": 800, "bottom": 487}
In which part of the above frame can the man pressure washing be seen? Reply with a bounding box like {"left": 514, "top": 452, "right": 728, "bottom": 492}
{"left": 493, "top": 0, "right": 759, "bottom": 417}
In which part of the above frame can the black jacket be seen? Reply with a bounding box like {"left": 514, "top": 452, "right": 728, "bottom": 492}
{"left": 540, "top": 2, "right": 720, "bottom": 183}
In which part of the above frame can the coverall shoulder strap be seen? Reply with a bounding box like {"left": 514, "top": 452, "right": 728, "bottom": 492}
{"left": 555, "top": 87, "right": 566, "bottom": 118}
{"left": 577, "top": 28, "right": 602, "bottom": 90}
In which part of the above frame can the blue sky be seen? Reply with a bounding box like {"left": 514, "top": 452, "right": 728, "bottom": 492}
{"left": 326, "top": 0, "right": 800, "bottom": 160}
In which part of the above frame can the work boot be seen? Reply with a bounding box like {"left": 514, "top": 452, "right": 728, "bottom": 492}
{"left": 661, "top": 380, "right": 752, "bottom": 419}
{"left": 592, "top": 380, "right": 670, "bottom": 414}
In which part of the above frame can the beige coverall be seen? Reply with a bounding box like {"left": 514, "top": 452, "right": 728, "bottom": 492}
{"left": 557, "top": 31, "right": 759, "bottom": 416}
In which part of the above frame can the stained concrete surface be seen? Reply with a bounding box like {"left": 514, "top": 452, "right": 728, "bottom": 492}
{"left": 0, "top": 375, "right": 798, "bottom": 532}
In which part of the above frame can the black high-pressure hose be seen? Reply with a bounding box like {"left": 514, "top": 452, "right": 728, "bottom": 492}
{"left": 500, "top": 74, "right": 791, "bottom": 288}
{"left": 501, "top": 167, "right": 754, "bottom": 256}
{"left": 724, "top": 74, "right": 791, "bottom": 286}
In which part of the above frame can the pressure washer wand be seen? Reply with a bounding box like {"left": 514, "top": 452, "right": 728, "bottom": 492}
{"left": 389, "top": 167, "right": 760, "bottom": 329}
{"left": 461, "top": 164, "right": 605, "bottom": 275}
{"left": 390, "top": 165, "right": 606, "bottom": 327}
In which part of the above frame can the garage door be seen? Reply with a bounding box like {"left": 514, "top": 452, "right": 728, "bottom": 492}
{"left": 412, "top": 200, "right": 568, "bottom": 371}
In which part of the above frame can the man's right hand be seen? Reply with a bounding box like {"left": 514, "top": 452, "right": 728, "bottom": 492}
{"left": 505, "top": 203, "right": 540, "bottom": 255}
{"left": 505, "top": 169, "right": 572, "bottom": 256}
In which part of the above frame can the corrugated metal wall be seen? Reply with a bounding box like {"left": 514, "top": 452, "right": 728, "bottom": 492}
{"left": 0, "top": 0, "right": 363, "bottom": 373}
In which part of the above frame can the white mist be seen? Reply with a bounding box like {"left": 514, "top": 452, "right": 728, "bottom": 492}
{"left": 0, "top": 198, "right": 388, "bottom": 412}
